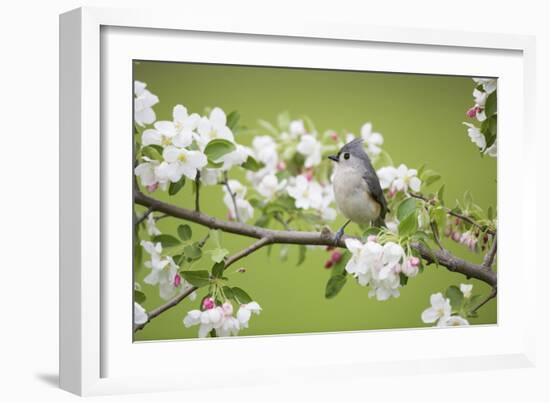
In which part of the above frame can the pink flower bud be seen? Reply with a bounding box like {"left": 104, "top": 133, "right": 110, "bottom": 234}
{"left": 452, "top": 231, "right": 461, "bottom": 242}
{"left": 324, "top": 260, "right": 334, "bottom": 269}
{"left": 173, "top": 273, "right": 181, "bottom": 287}
{"left": 222, "top": 301, "right": 233, "bottom": 316}
{"left": 146, "top": 182, "right": 159, "bottom": 193}
{"left": 330, "top": 131, "right": 339, "bottom": 141}
{"left": 367, "top": 235, "right": 378, "bottom": 243}
{"left": 409, "top": 256, "right": 420, "bottom": 267}
{"left": 304, "top": 168, "right": 314, "bottom": 181}
{"left": 466, "top": 106, "right": 477, "bottom": 118}
{"left": 388, "top": 187, "right": 397, "bottom": 198}
{"left": 276, "top": 161, "right": 287, "bottom": 171}
{"left": 202, "top": 297, "right": 215, "bottom": 310}
{"left": 331, "top": 251, "right": 343, "bottom": 263}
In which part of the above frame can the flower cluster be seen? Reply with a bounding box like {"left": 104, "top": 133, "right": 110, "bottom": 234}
{"left": 344, "top": 122, "right": 384, "bottom": 157}
{"left": 141, "top": 240, "right": 197, "bottom": 301}
{"left": 421, "top": 291, "right": 469, "bottom": 327}
{"left": 344, "top": 237, "right": 420, "bottom": 301}
{"left": 286, "top": 174, "right": 336, "bottom": 221}
{"left": 222, "top": 179, "right": 255, "bottom": 222}
{"left": 463, "top": 78, "right": 497, "bottom": 157}
{"left": 377, "top": 164, "right": 422, "bottom": 196}
{"left": 183, "top": 298, "right": 262, "bottom": 338}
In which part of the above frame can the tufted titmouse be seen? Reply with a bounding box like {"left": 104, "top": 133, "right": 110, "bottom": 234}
{"left": 328, "top": 138, "right": 388, "bottom": 242}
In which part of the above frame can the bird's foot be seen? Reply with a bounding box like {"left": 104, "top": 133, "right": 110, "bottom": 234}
{"left": 333, "top": 227, "right": 345, "bottom": 245}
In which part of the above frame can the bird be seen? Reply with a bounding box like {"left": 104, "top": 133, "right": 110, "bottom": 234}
{"left": 328, "top": 137, "right": 388, "bottom": 243}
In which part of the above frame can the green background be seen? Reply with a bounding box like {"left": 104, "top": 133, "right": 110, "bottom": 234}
{"left": 133, "top": 61, "right": 497, "bottom": 341}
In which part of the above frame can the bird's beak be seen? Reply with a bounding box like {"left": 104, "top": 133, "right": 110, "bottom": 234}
{"left": 328, "top": 154, "right": 338, "bottom": 162}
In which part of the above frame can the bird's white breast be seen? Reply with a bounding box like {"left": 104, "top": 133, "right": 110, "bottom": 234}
{"left": 332, "top": 165, "right": 380, "bottom": 225}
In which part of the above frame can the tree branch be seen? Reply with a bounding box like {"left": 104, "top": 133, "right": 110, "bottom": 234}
{"left": 135, "top": 191, "right": 497, "bottom": 288}
{"left": 135, "top": 205, "right": 154, "bottom": 226}
{"left": 134, "top": 285, "right": 198, "bottom": 332}
{"left": 471, "top": 287, "right": 497, "bottom": 314}
{"left": 482, "top": 235, "right": 497, "bottom": 269}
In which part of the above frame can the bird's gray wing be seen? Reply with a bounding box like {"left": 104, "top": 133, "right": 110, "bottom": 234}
{"left": 362, "top": 171, "right": 388, "bottom": 224}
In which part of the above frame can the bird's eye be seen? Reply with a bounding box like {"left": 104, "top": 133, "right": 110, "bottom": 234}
{"left": 343, "top": 152, "right": 350, "bottom": 160}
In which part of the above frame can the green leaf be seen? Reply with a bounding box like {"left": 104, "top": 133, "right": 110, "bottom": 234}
{"left": 421, "top": 169, "right": 441, "bottom": 187}
{"left": 397, "top": 198, "right": 417, "bottom": 221}
{"left": 297, "top": 245, "right": 307, "bottom": 266}
{"left": 232, "top": 287, "right": 253, "bottom": 304}
{"left": 209, "top": 247, "right": 229, "bottom": 263}
{"left": 226, "top": 110, "right": 240, "bottom": 131}
{"left": 276, "top": 111, "right": 291, "bottom": 130}
{"left": 480, "top": 115, "right": 497, "bottom": 148}
{"left": 211, "top": 262, "right": 225, "bottom": 278}
{"left": 485, "top": 91, "right": 497, "bottom": 117}
{"left": 168, "top": 175, "right": 186, "bottom": 196}
{"left": 487, "top": 206, "right": 494, "bottom": 220}
{"left": 399, "top": 272, "right": 409, "bottom": 286}
{"left": 134, "top": 290, "right": 146, "bottom": 304}
{"left": 257, "top": 119, "right": 279, "bottom": 136}
{"left": 241, "top": 155, "right": 264, "bottom": 172}
{"left": 180, "top": 270, "right": 211, "bottom": 288}
{"left": 141, "top": 145, "right": 163, "bottom": 161}
{"left": 446, "top": 285, "right": 464, "bottom": 312}
{"left": 398, "top": 212, "right": 418, "bottom": 237}
{"left": 430, "top": 207, "right": 447, "bottom": 237}
{"left": 437, "top": 184, "right": 445, "bottom": 205}
{"left": 177, "top": 224, "right": 192, "bottom": 241}
{"left": 152, "top": 234, "right": 181, "bottom": 248}
{"left": 184, "top": 244, "right": 202, "bottom": 260}
{"left": 203, "top": 139, "right": 236, "bottom": 162}
{"left": 325, "top": 274, "right": 347, "bottom": 299}
{"left": 222, "top": 286, "right": 235, "bottom": 300}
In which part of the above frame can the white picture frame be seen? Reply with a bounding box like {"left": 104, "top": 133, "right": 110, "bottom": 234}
{"left": 59, "top": 6, "right": 537, "bottom": 396}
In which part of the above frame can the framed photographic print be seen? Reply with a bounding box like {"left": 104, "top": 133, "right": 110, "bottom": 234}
{"left": 60, "top": 7, "right": 536, "bottom": 396}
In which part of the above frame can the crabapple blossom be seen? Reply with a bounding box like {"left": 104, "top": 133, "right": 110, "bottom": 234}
{"left": 439, "top": 316, "right": 470, "bottom": 326}
{"left": 134, "top": 158, "right": 160, "bottom": 188}
{"left": 393, "top": 164, "right": 422, "bottom": 193}
{"left": 160, "top": 145, "right": 208, "bottom": 182}
{"left": 463, "top": 122, "right": 486, "bottom": 150}
{"left": 222, "top": 180, "right": 254, "bottom": 222}
{"left": 237, "top": 301, "right": 262, "bottom": 328}
{"left": 473, "top": 78, "right": 497, "bottom": 94}
{"left": 251, "top": 135, "right": 278, "bottom": 170}
{"left": 484, "top": 140, "right": 497, "bottom": 157}
{"left": 401, "top": 256, "right": 420, "bottom": 277}
{"left": 257, "top": 174, "right": 287, "bottom": 200}
{"left": 287, "top": 175, "right": 323, "bottom": 210}
{"left": 145, "top": 213, "right": 161, "bottom": 236}
{"left": 360, "top": 122, "right": 384, "bottom": 156}
{"left": 218, "top": 144, "right": 251, "bottom": 171}
{"left": 421, "top": 293, "right": 451, "bottom": 325}
{"left": 200, "top": 167, "right": 220, "bottom": 186}
{"left": 196, "top": 107, "right": 235, "bottom": 150}
{"left": 459, "top": 231, "right": 477, "bottom": 251}
{"left": 289, "top": 119, "right": 306, "bottom": 136}
{"left": 460, "top": 284, "right": 473, "bottom": 298}
{"left": 134, "top": 302, "right": 148, "bottom": 325}
{"left": 296, "top": 134, "right": 322, "bottom": 168}
{"left": 134, "top": 81, "right": 159, "bottom": 127}
{"left": 376, "top": 166, "right": 397, "bottom": 190}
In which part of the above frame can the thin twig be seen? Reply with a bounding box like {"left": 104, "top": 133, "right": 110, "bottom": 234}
{"left": 482, "top": 235, "right": 498, "bottom": 269}
{"left": 135, "top": 205, "right": 154, "bottom": 226}
{"left": 409, "top": 192, "right": 495, "bottom": 236}
{"left": 225, "top": 237, "right": 273, "bottom": 269}
{"left": 134, "top": 285, "right": 198, "bottom": 332}
{"left": 195, "top": 170, "right": 201, "bottom": 213}
{"left": 471, "top": 287, "right": 497, "bottom": 314}
{"left": 222, "top": 172, "right": 241, "bottom": 222}
{"left": 429, "top": 216, "right": 445, "bottom": 251}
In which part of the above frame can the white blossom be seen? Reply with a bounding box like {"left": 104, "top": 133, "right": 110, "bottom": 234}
{"left": 289, "top": 119, "right": 306, "bottom": 136}
{"left": 218, "top": 144, "right": 251, "bottom": 171}
{"left": 473, "top": 78, "right": 497, "bottom": 94}
{"left": 158, "top": 146, "right": 208, "bottom": 183}
{"left": 287, "top": 175, "right": 323, "bottom": 210}
{"left": 360, "top": 122, "right": 384, "bottom": 156}
{"left": 393, "top": 164, "right": 421, "bottom": 193}
{"left": 421, "top": 293, "right": 452, "bottom": 325}
{"left": 237, "top": 301, "right": 262, "bottom": 328}
{"left": 251, "top": 135, "right": 278, "bottom": 170}
{"left": 134, "top": 302, "right": 148, "bottom": 325}
{"left": 463, "top": 122, "right": 486, "bottom": 150}
{"left": 439, "top": 316, "right": 470, "bottom": 327}
{"left": 377, "top": 166, "right": 398, "bottom": 190}
{"left": 134, "top": 158, "right": 160, "bottom": 187}
{"left": 222, "top": 180, "right": 254, "bottom": 222}
{"left": 296, "top": 134, "right": 322, "bottom": 168}
{"left": 145, "top": 213, "right": 161, "bottom": 236}
{"left": 257, "top": 174, "right": 287, "bottom": 200}
{"left": 196, "top": 107, "right": 235, "bottom": 150}
{"left": 134, "top": 81, "right": 159, "bottom": 127}
{"left": 484, "top": 140, "right": 497, "bottom": 158}
{"left": 460, "top": 284, "right": 473, "bottom": 298}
